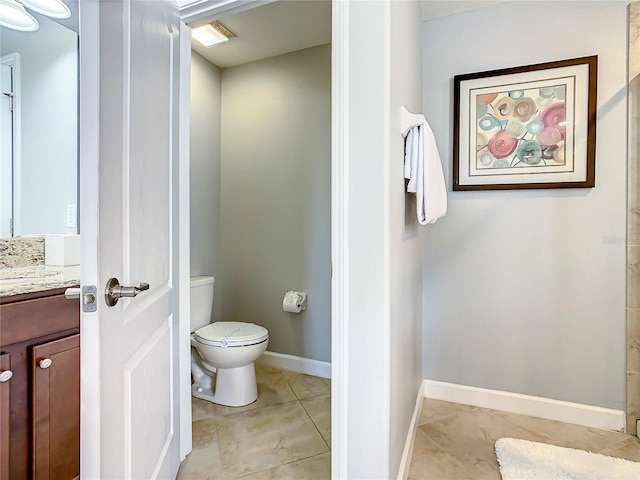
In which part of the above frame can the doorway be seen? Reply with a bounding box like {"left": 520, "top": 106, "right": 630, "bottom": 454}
{"left": 0, "top": 56, "right": 16, "bottom": 238}
{"left": 182, "top": 1, "right": 332, "bottom": 475}
{"left": 78, "top": 0, "right": 350, "bottom": 476}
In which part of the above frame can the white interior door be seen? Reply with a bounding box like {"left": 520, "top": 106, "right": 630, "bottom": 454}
{"left": 0, "top": 63, "right": 13, "bottom": 238}
{"left": 79, "top": 1, "right": 183, "bottom": 478}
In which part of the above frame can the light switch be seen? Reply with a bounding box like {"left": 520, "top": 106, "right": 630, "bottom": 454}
{"left": 66, "top": 204, "right": 77, "bottom": 228}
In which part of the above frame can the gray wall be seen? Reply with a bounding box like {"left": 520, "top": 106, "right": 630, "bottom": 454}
{"left": 421, "top": 1, "right": 628, "bottom": 410}
{"left": 190, "top": 51, "right": 222, "bottom": 321}
{"left": 389, "top": 0, "right": 424, "bottom": 475}
{"left": 219, "top": 44, "right": 331, "bottom": 362}
{"left": 1, "top": 13, "right": 77, "bottom": 236}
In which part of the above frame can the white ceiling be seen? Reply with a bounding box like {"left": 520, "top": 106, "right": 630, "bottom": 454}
{"left": 191, "top": 0, "right": 331, "bottom": 69}
{"left": 190, "top": 0, "right": 509, "bottom": 69}
{"left": 419, "top": 0, "right": 510, "bottom": 20}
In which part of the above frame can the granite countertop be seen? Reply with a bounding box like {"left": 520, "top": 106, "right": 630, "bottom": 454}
{"left": 0, "top": 265, "right": 80, "bottom": 297}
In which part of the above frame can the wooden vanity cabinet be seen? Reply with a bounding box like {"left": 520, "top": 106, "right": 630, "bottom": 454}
{"left": 0, "top": 288, "right": 80, "bottom": 480}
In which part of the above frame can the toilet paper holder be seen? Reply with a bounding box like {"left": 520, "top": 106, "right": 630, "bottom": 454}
{"left": 283, "top": 291, "right": 307, "bottom": 312}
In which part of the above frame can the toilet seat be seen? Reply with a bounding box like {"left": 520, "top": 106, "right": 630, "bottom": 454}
{"left": 194, "top": 321, "right": 268, "bottom": 348}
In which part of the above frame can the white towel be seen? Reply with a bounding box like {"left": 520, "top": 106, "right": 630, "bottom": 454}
{"left": 403, "top": 123, "right": 447, "bottom": 225}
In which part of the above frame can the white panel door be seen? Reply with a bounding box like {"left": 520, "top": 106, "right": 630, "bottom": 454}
{"left": 87, "top": 1, "right": 182, "bottom": 477}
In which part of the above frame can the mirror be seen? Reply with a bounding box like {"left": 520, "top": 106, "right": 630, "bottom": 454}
{"left": 0, "top": 9, "right": 78, "bottom": 238}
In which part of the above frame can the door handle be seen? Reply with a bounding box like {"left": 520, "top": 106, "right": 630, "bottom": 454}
{"left": 65, "top": 287, "right": 80, "bottom": 300}
{"left": 105, "top": 277, "right": 150, "bottom": 307}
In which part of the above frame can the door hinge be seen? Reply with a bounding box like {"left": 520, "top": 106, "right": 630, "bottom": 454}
{"left": 3, "top": 92, "right": 13, "bottom": 111}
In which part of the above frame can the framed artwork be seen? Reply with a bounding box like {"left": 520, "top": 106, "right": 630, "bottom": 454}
{"left": 453, "top": 56, "right": 597, "bottom": 191}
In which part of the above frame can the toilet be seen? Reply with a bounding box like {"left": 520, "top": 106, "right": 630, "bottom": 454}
{"left": 190, "top": 276, "right": 269, "bottom": 407}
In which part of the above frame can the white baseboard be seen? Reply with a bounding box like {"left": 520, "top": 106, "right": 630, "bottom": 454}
{"left": 396, "top": 385, "right": 424, "bottom": 480}
{"left": 423, "top": 379, "right": 625, "bottom": 432}
{"left": 257, "top": 351, "right": 331, "bottom": 379}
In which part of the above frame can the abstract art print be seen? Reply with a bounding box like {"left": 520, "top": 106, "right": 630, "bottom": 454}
{"left": 453, "top": 56, "right": 597, "bottom": 190}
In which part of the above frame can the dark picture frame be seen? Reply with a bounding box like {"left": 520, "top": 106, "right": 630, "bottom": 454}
{"left": 453, "top": 56, "right": 597, "bottom": 191}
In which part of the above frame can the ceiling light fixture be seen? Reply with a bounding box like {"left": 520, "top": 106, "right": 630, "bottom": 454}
{"left": 192, "top": 21, "right": 235, "bottom": 48}
{"left": 0, "top": 0, "right": 38, "bottom": 31}
{"left": 17, "top": 0, "right": 70, "bottom": 19}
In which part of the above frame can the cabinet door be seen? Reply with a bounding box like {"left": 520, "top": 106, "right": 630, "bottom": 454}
{"left": 0, "top": 353, "right": 10, "bottom": 480}
{"left": 32, "top": 335, "right": 80, "bottom": 480}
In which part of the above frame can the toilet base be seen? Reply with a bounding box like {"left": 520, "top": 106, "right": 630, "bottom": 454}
{"left": 191, "top": 363, "right": 258, "bottom": 407}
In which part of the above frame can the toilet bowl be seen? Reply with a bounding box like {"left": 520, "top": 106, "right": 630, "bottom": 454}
{"left": 190, "top": 276, "right": 269, "bottom": 407}
{"left": 191, "top": 322, "right": 268, "bottom": 406}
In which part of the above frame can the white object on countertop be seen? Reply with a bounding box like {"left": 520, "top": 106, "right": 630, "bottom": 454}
{"left": 45, "top": 234, "right": 80, "bottom": 266}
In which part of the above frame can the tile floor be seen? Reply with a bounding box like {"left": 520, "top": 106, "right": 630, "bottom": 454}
{"left": 408, "top": 398, "right": 640, "bottom": 479}
{"left": 178, "top": 370, "right": 640, "bottom": 480}
{"left": 177, "top": 365, "right": 331, "bottom": 479}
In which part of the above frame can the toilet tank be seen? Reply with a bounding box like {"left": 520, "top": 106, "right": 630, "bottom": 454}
{"left": 190, "top": 276, "right": 215, "bottom": 332}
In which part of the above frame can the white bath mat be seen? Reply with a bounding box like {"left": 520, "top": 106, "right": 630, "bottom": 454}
{"left": 495, "top": 437, "right": 640, "bottom": 480}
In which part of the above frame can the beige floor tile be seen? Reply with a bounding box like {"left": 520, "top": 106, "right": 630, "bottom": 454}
{"left": 216, "top": 400, "right": 329, "bottom": 476}
{"left": 407, "top": 430, "right": 475, "bottom": 480}
{"left": 177, "top": 448, "right": 234, "bottom": 480}
{"left": 599, "top": 435, "right": 640, "bottom": 462}
{"left": 410, "top": 401, "right": 640, "bottom": 480}
{"left": 418, "top": 398, "right": 479, "bottom": 427}
{"left": 283, "top": 371, "right": 331, "bottom": 400}
{"left": 177, "top": 419, "right": 234, "bottom": 479}
{"left": 191, "top": 418, "right": 221, "bottom": 449}
{"left": 239, "top": 453, "right": 331, "bottom": 479}
{"left": 182, "top": 369, "right": 332, "bottom": 479}
{"left": 301, "top": 394, "right": 331, "bottom": 447}
{"left": 192, "top": 396, "right": 215, "bottom": 422}
{"left": 418, "top": 407, "right": 532, "bottom": 478}
{"left": 212, "top": 365, "right": 297, "bottom": 417}
{"left": 498, "top": 409, "right": 633, "bottom": 454}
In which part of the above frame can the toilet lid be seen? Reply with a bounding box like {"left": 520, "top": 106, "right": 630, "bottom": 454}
{"left": 194, "top": 321, "right": 268, "bottom": 347}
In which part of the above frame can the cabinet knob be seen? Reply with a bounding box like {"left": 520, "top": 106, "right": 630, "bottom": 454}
{"left": 39, "top": 358, "right": 53, "bottom": 369}
{"left": 0, "top": 370, "right": 12, "bottom": 382}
